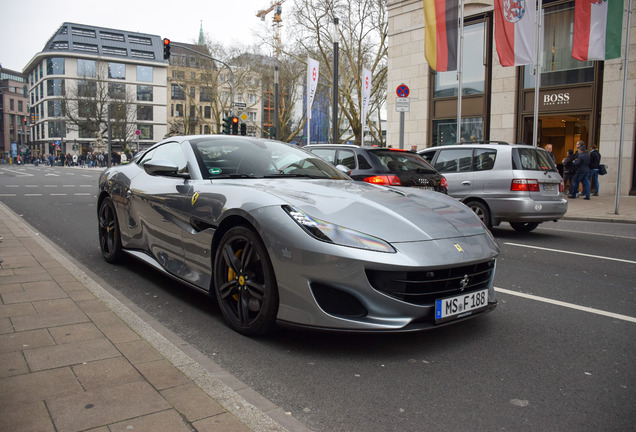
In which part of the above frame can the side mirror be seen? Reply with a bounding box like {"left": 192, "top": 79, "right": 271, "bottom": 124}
{"left": 336, "top": 164, "right": 351, "bottom": 175}
{"left": 143, "top": 160, "right": 179, "bottom": 176}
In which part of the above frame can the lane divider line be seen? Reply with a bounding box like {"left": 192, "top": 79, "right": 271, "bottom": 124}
{"left": 504, "top": 242, "right": 636, "bottom": 265}
{"left": 495, "top": 287, "right": 636, "bottom": 323}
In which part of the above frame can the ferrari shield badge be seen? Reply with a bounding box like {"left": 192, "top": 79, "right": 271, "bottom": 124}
{"left": 191, "top": 191, "right": 200, "bottom": 206}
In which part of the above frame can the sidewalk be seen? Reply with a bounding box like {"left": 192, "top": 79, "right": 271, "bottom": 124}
{"left": 562, "top": 194, "right": 636, "bottom": 224}
{"left": 0, "top": 202, "right": 309, "bottom": 432}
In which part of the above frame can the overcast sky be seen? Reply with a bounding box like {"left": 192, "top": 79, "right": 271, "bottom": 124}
{"left": 0, "top": 0, "right": 273, "bottom": 72}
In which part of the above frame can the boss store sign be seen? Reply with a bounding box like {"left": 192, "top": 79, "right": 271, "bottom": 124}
{"left": 541, "top": 86, "right": 593, "bottom": 111}
{"left": 523, "top": 85, "right": 593, "bottom": 113}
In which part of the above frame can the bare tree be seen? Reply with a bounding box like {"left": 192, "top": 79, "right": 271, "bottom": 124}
{"left": 286, "top": 0, "right": 388, "bottom": 145}
{"left": 61, "top": 61, "right": 137, "bottom": 151}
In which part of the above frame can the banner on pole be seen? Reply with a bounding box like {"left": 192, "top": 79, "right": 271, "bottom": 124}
{"left": 494, "top": 0, "right": 537, "bottom": 66}
{"left": 306, "top": 57, "right": 320, "bottom": 119}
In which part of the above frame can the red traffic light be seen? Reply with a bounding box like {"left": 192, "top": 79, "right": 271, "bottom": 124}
{"left": 163, "top": 38, "right": 171, "bottom": 45}
{"left": 232, "top": 116, "right": 239, "bottom": 124}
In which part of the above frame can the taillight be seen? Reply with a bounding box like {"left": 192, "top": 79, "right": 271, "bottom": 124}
{"left": 440, "top": 176, "right": 448, "bottom": 189}
{"left": 363, "top": 175, "right": 402, "bottom": 186}
{"left": 511, "top": 179, "right": 539, "bottom": 192}
{"left": 559, "top": 180, "right": 564, "bottom": 192}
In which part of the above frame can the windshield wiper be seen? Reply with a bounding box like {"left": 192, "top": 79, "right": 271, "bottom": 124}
{"left": 263, "top": 173, "right": 324, "bottom": 179}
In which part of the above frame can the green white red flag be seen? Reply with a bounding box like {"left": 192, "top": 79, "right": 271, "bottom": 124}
{"left": 572, "top": 0, "right": 623, "bottom": 61}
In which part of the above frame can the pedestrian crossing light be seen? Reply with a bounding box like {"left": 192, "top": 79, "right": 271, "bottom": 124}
{"left": 240, "top": 123, "right": 247, "bottom": 136}
{"left": 231, "top": 116, "right": 239, "bottom": 135}
{"left": 163, "top": 38, "right": 171, "bottom": 60}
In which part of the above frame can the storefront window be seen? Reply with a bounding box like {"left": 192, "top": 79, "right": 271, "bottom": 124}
{"left": 434, "top": 22, "right": 486, "bottom": 97}
{"left": 432, "top": 117, "right": 484, "bottom": 146}
{"left": 524, "top": 2, "right": 594, "bottom": 88}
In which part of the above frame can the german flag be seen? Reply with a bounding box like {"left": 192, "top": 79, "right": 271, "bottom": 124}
{"left": 423, "top": 0, "right": 459, "bottom": 72}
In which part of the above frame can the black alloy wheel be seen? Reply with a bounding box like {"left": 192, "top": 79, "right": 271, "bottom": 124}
{"left": 213, "top": 226, "right": 279, "bottom": 336}
{"left": 509, "top": 222, "right": 540, "bottom": 232}
{"left": 98, "top": 197, "right": 123, "bottom": 263}
{"left": 466, "top": 200, "right": 492, "bottom": 229}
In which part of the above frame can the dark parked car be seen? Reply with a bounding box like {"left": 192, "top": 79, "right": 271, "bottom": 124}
{"left": 305, "top": 144, "right": 448, "bottom": 193}
{"left": 98, "top": 136, "right": 498, "bottom": 335}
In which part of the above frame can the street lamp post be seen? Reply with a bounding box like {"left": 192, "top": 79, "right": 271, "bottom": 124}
{"left": 332, "top": 17, "right": 339, "bottom": 144}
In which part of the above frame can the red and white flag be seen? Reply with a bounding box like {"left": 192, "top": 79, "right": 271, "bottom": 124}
{"left": 306, "top": 57, "right": 319, "bottom": 119}
{"left": 572, "top": 0, "right": 623, "bottom": 61}
{"left": 494, "top": 0, "right": 536, "bottom": 67}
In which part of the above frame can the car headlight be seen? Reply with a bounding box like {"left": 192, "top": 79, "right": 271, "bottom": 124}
{"left": 283, "top": 206, "right": 395, "bottom": 253}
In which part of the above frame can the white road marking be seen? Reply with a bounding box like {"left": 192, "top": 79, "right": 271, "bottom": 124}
{"left": 504, "top": 242, "right": 636, "bottom": 265}
{"left": 74, "top": 193, "right": 92, "bottom": 196}
{"left": 25, "top": 194, "right": 43, "bottom": 197}
{"left": 540, "top": 226, "right": 636, "bottom": 240}
{"left": 0, "top": 194, "right": 16, "bottom": 197}
{"left": 50, "top": 194, "right": 67, "bottom": 196}
{"left": 495, "top": 287, "right": 636, "bottom": 323}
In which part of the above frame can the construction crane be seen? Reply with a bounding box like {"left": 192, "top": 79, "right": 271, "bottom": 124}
{"left": 256, "top": 1, "right": 284, "bottom": 60}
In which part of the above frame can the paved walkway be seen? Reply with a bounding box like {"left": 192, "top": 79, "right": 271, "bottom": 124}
{"left": 0, "top": 192, "right": 634, "bottom": 432}
{"left": 0, "top": 201, "right": 308, "bottom": 432}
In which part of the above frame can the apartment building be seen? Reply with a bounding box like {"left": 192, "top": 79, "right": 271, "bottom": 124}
{"left": 22, "top": 22, "right": 168, "bottom": 156}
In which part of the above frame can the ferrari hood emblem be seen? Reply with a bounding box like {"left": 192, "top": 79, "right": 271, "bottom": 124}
{"left": 191, "top": 191, "right": 200, "bottom": 206}
{"left": 454, "top": 243, "right": 464, "bottom": 253}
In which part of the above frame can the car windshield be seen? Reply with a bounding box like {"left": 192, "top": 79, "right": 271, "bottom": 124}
{"left": 368, "top": 150, "right": 437, "bottom": 174}
{"left": 188, "top": 137, "right": 351, "bottom": 180}
{"left": 514, "top": 148, "right": 558, "bottom": 172}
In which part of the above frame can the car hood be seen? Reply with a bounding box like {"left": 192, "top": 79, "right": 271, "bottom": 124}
{"left": 244, "top": 179, "right": 487, "bottom": 242}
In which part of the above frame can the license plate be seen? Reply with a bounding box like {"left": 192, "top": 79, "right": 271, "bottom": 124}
{"left": 542, "top": 184, "right": 555, "bottom": 191}
{"left": 415, "top": 186, "right": 433, "bottom": 190}
{"left": 435, "top": 289, "right": 488, "bottom": 323}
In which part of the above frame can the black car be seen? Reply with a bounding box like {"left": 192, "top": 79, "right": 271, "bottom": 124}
{"left": 305, "top": 144, "right": 448, "bottom": 193}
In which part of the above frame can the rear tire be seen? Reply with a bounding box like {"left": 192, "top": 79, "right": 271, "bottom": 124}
{"left": 213, "top": 226, "right": 279, "bottom": 336}
{"left": 509, "top": 222, "right": 540, "bottom": 232}
{"left": 98, "top": 197, "right": 124, "bottom": 263}
{"left": 465, "top": 200, "right": 491, "bottom": 229}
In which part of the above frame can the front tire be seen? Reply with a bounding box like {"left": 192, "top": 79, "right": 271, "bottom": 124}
{"left": 98, "top": 197, "right": 123, "bottom": 263}
{"left": 213, "top": 226, "right": 279, "bottom": 336}
{"left": 465, "top": 200, "right": 492, "bottom": 229}
{"left": 510, "top": 222, "right": 540, "bottom": 232}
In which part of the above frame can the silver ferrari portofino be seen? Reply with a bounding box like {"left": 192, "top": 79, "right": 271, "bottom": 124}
{"left": 97, "top": 136, "right": 499, "bottom": 335}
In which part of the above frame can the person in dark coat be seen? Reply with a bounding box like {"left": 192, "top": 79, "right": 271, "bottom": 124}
{"left": 589, "top": 144, "right": 601, "bottom": 196}
{"left": 569, "top": 145, "right": 591, "bottom": 199}
{"left": 562, "top": 149, "right": 575, "bottom": 191}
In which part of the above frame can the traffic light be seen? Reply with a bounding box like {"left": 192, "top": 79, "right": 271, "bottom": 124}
{"left": 222, "top": 116, "right": 232, "bottom": 134}
{"left": 240, "top": 123, "right": 247, "bottom": 136}
{"left": 23, "top": 117, "right": 28, "bottom": 126}
{"left": 163, "top": 38, "right": 171, "bottom": 60}
{"left": 269, "top": 126, "right": 276, "bottom": 139}
{"left": 231, "top": 116, "right": 239, "bottom": 135}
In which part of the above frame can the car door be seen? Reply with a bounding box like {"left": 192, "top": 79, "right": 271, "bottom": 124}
{"left": 127, "top": 141, "right": 193, "bottom": 278}
{"left": 432, "top": 148, "right": 474, "bottom": 199}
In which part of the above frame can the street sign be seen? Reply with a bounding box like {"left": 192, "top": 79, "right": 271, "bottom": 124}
{"left": 135, "top": 129, "right": 141, "bottom": 136}
{"left": 396, "top": 84, "right": 410, "bottom": 98}
{"left": 396, "top": 98, "right": 410, "bottom": 112}
{"left": 233, "top": 102, "right": 247, "bottom": 109}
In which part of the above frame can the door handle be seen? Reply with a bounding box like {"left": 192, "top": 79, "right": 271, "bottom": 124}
{"left": 461, "top": 181, "right": 471, "bottom": 186}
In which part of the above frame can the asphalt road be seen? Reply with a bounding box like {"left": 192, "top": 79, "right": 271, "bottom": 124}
{"left": 1, "top": 164, "right": 634, "bottom": 432}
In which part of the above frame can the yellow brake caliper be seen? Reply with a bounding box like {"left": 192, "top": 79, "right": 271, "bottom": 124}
{"left": 227, "top": 249, "right": 243, "bottom": 301}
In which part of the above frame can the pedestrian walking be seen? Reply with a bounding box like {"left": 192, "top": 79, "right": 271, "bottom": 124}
{"left": 589, "top": 144, "right": 601, "bottom": 196}
{"left": 569, "top": 145, "right": 591, "bottom": 200}
{"left": 562, "top": 149, "right": 575, "bottom": 191}
{"left": 545, "top": 144, "right": 556, "bottom": 164}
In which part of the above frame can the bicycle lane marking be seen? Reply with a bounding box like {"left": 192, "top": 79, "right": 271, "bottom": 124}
{"left": 495, "top": 287, "right": 636, "bottom": 323}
